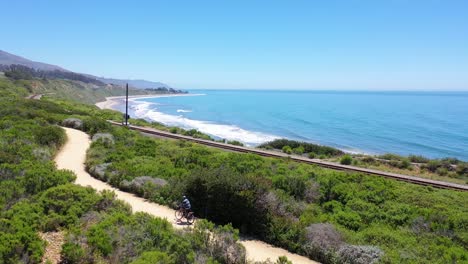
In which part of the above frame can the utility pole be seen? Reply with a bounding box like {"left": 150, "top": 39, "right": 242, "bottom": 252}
{"left": 125, "top": 83, "right": 129, "bottom": 126}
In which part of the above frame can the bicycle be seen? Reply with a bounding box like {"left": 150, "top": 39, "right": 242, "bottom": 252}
{"left": 175, "top": 205, "right": 195, "bottom": 224}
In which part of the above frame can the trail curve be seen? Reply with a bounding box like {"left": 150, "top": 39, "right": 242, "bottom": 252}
{"left": 54, "top": 127, "right": 318, "bottom": 264}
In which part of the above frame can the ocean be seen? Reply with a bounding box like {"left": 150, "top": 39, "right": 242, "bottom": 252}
{"left": 118, "top": 90, "right": 468, "bottom": 160}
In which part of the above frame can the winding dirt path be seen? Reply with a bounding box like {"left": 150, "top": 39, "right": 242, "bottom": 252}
{"left": 55, "top": 127, "right": 318, "bottom": 264}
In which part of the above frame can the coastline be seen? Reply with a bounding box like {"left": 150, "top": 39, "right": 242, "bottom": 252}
{"left": 94, "top": 94, "right": 369, "bottom": 152}
{"left": 95, "top": 93, "right": 204, "bottom": 110}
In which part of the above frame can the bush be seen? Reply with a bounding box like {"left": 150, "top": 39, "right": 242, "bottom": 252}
{"left": 293, "top": 146, "right": 305, "bottom": 155}
{"left": 227, "top": 140, "right": 244, "bottom": 146}
{"left": 130, "top": 251, "right": 175, "bottom": 264}
{"left": 276, "top": 256, "right": 293, "bottom": 264}
{"left": 82, "top": 118, "right": 111, "bottom": 135}
{"left": 273, "top": 175, "right": 307, "bottom": 200}
{"left": 61, "top": 242, "right": 85, "bottom": 263}
{"left": 408, "top": 155, "right": 429, "bottom": 163}
{"left": 62, "top": 118, "right": 83, "bottom": 130}
{"left": 92, "top": 133, "right": 115, "bottom": 146}
{"left": 282, "top": 146, "right": 292, "bottom": 154}
{"left": 436, "top": 167, "right": 448, "bottom": 176}
{"left": 39, "top": 184, "right": 100, "bottom": 230}
{"left": 378, "top": 153, "right": 403, "bottom": 161}
{"left": 259, "top": 139, "right": 343, "bottom": 156}
{"left": 192, "top": 220, "right": 246, "bottom": 264}
{"left": 35, "top": 125, "right": 66, "bottom": 147}
{"left": 308, "top": 152, "right": 316, "bottom": 159}
{"left": 340, "top": 155, "right": 353, "bottom": 165}
{"left": 304, "top": 223, "right": 343, "bottom": 262}
{"left": 337, "top": 245, "right": 383, "bottom": 264}
{"left": 361, "top": 156, "right": 375, "bottom": 164}
{"left": 120, "top": 176, "right": 167, "bottom": 198}
{"left": 389, "top": 158, "right": 411, "bottom": 169}
{"left": 456, "top": 164, "right": 468, "bottom": 177}
{"left": 183, "top": 167, "right": 268, "bottom": 235}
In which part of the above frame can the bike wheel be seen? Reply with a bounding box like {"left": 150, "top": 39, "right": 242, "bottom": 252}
{"left": 175, "top": 209, "right": 184, "bottom": 220}
{"left": 186, "top": 212, "right": 195, "bottom": 224}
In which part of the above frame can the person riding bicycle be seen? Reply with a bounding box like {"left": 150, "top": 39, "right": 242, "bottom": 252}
{"left": 180, "top": 195, "right": 191, "bottom": 214}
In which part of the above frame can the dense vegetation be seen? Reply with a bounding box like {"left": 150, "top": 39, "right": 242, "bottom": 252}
{"left": 85, "top": 121, "right": 468, "bottom": 263}
{"left": 145, "top": 87, "right": 188, "bottom": 94}
{"left": 258, "top": 139, "right": 344, "bottom": 158}
{"left": 259, "top": 138, "right": 468, "bottom": 184}
{"left": 0, "top": 67, "right": 172, "bottom": 104}
{"left": 1, "top": 64, "right": 105, "bottom": 85}
{"left": 2, "top": 74, "right": 467, "bottom": 263}
{"left": 0, "top": 78, "right": 263, "bottom": 264}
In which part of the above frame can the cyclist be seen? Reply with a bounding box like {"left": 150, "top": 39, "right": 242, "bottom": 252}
{"left": 181, "top": 195, "right": 191, "bottom": 215}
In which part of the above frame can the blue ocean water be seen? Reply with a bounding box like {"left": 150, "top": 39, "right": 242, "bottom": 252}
{"left": 128, "top": 90, "right": 468, "bottom": 160}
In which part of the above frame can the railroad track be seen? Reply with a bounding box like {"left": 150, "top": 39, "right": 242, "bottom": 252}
{"left": 108, "top": 121, "right": 468, "bottom": 192}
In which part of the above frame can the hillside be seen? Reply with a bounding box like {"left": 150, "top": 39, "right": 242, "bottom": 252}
{"left": 28, "top": 78, "right": 152, "bottom": 104}
{"left": 0, "top": 50, "right": 171, "bottom": 90}
{"left": 0, "top": 80, "right": 255, "bottom": 264}
{"left": 1, "top": 67, "right": 467, "bottom": 264}
{"left": 0, "top": 50, "right": 66, "bottom": 71}
{"left": 96, "top": 77, "right": 171, "bottom": 89}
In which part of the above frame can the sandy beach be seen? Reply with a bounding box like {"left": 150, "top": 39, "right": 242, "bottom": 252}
{"left": 95, "top": 93, "right": 204, "bottom": 110}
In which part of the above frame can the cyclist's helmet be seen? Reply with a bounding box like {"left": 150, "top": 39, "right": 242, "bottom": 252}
{"left": 182, "top": 195, "right": 186, "bottom": 199}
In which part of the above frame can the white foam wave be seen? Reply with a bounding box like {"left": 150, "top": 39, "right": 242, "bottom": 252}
{"left": 177, "top": 109, "right": 192, "bottom": 113}
{"left": 133, "top": 103, "right": 279, "bottom": 145}
{"left": 132, "top": 102, "right": 157, "bottom": 116}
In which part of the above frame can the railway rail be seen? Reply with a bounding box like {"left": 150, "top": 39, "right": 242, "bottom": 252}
{"left": 108, "top": 120, "right": 468, "bottom": 192}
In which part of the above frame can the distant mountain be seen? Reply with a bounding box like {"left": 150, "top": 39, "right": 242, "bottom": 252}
{"left": 0, "top": 50, "right": 66, "bottom": 71}
{"left": 96, "top": 77, "right": 171, "bottom": 89}
{"left": 0, "top": 50, "right": 171, "bottom": 89}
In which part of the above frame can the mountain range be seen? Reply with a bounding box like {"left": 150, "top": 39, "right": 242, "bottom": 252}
{"left": 0, "top": 50, "right": 170, "bottom": 89}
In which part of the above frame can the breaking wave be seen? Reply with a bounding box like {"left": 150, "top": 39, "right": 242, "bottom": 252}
{"left": 131, "top": 102, "right": 279, "bottom": 145}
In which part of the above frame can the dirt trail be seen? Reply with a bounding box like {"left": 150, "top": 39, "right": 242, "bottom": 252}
{"left": 39, "top": 231, "right": 64, "bottom": 264}
{"left": 55, "top": 127, "right": 318, "bottom": 264}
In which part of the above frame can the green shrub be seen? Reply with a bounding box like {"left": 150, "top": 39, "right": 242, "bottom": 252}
{"left": 293, "top": 146, "right": 305, "bottom": 155}
{"left": 259, "top": 139, "right": 343, "bottom": 157}
{"left": 334, "top": 210, "right": 362, "bottom": 231}
{"left": 130, "top": 251, "right": 175, "bottom": 264}
{"left": 408, "top": 155, "right": 430, "bottom": 163}
{"left": 340, "top": 155, "right": 353, "bottom": 165}
{"left": 456, "top": 164, "right": 468, "bottom": 177}
{"left": 282, "top": 145, "right": 292, "bottom": 154}
{"left": 436, "top": 167, "right": 448, "bottom": 176}
{"left": 82, "top": 118, "right": 111, "bottom": 135}
{"left": 61, "top": 242, "right": 85, "bottom": 263}
{"left": 361, "top": 156, "right": 376, "bottom": 164}
{"left": 227, "top": 140, "right": 244, "bottom": 146}
{"left": 378, "top": 153, "right": 403, "bottom": 161}
{"left": 39, "top": 184, "right": 100, "bottom": 230}
{"left": 35, "top": 125, "right": 66, "bottom": 147}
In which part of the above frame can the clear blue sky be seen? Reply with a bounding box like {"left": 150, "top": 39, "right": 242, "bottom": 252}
{"left": 2, "top": 0, "right": 468, "bottom": 90}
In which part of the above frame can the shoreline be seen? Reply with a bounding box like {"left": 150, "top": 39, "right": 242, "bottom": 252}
{"left": 95, "top": 94, "right": 371, "bottom": 154}
{"left": 95, "top": 93, "right": 204, "bottom": 110}
{"left": 94, "top": 93, "right": 466, "bottom": 162}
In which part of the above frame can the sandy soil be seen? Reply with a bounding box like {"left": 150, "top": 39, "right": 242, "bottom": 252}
{"left": 39, "top": 231, "right": 65, "bottom": 264}
{"left": 55, "top": 127, "right": 318, "bottom": 264}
